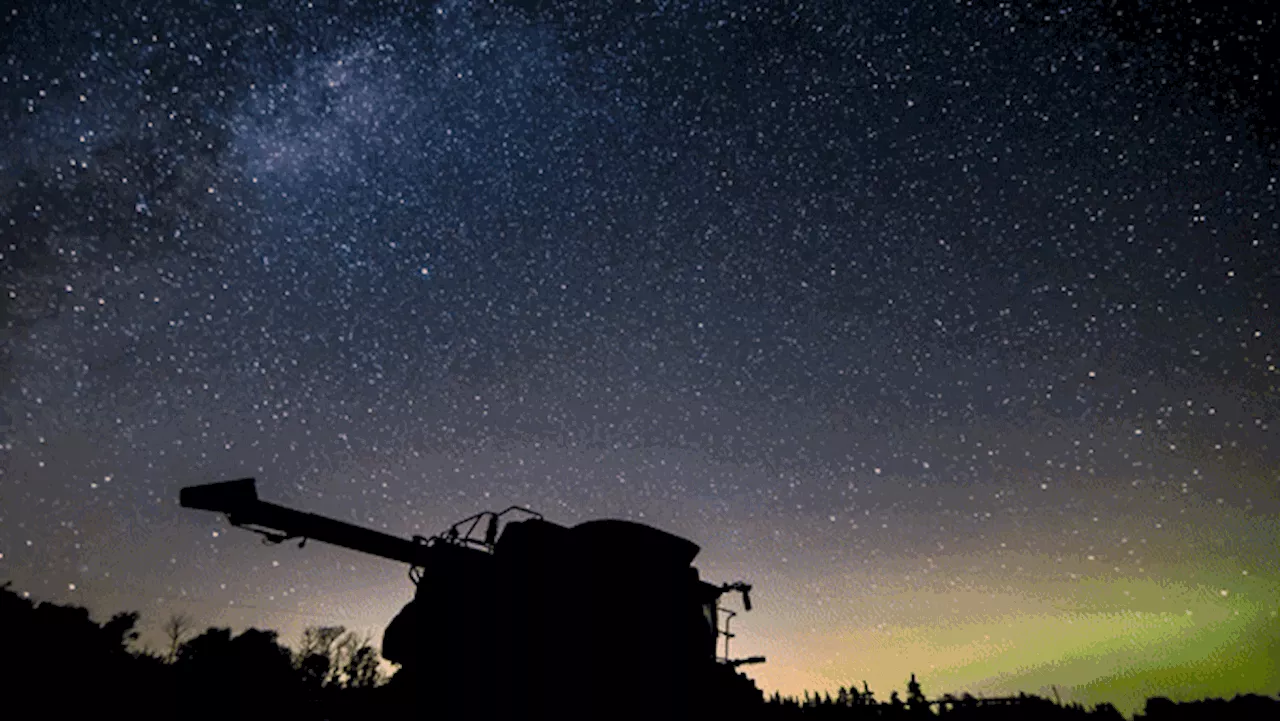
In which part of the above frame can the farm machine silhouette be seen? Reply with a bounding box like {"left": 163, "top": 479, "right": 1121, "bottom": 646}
{"left": 180, "top": 478, "right": 765, "bottom": 719}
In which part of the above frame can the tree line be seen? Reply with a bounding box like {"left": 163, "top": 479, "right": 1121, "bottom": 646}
{"left": 3, "top": 581, "right": 1275, "bottom": 721}
{"left": 2, "top": 581, "right": 385, "bottom": 720}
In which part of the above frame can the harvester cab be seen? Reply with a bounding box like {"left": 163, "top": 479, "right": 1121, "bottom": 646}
{"left": 179, "top": 477, "right": 765, "bottom": 719}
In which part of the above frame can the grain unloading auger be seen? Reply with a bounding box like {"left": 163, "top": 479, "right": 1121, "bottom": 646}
{"left": 180, "top": 478, "right": 765, "bottom": 719}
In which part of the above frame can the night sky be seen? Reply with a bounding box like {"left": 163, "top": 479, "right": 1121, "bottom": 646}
{"left": 2, "top": 0, "right": 1278, "bottom": 713}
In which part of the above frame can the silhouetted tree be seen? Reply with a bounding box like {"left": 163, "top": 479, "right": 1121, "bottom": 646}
{"left": 176, "top": 626, "right": 300, "bottom": 719}
{"left": 939, "top": 693, "right": 959, "bottom": 715}
{"left": 343, "top": 644, "right": 383, "bottom": 689}
{"left": 1, "top": 581, "right": 147, "bottom": 715}
{"left": 297, "top": 625, "right": 353, "bottom": 687}
{"left": 163, "top": 612, "right": 196, "bottom": 663}
{"left": 292, "top": 625, "right": 382, "bottom": 689}
{"left": 892, "top": 690, "right": 906, "bottom": 711}
{"left": 328, "top": 630, "right": 364, "bottom": 686}
{"left": 298, "top": 649, "right": 332, "bottom": 689}
{"left": 907, "top": 672, "right": 929, "bottom": 715}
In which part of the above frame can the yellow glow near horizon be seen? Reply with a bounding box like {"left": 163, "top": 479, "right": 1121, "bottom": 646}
{"left": 742, "top": 572, "right": 1278, "bottom": 716}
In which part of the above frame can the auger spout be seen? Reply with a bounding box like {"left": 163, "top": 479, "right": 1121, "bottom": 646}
{"left": 180, "top": 478, "right": 432, "bottom": 566}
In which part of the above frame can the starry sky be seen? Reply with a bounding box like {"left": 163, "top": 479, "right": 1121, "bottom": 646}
{"left": 2, "top": 0, "right": 1278, "bottom": 714}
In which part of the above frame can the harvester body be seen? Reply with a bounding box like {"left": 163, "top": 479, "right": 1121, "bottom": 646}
{"left": 179, "top": 478, "right": 764, "bottom": 719}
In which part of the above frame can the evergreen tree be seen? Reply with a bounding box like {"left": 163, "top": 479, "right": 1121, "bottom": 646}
{"left": 908, "top": 672, "right": 929, "bottom": 715}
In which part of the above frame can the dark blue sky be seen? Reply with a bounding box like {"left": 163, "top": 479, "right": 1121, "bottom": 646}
{"left": 2, "top": 0, "right": 1277, "bottom": 711}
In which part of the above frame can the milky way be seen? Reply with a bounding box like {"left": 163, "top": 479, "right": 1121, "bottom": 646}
{"left": 2, "top": 1, "right": 1278, "bottom": 713}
